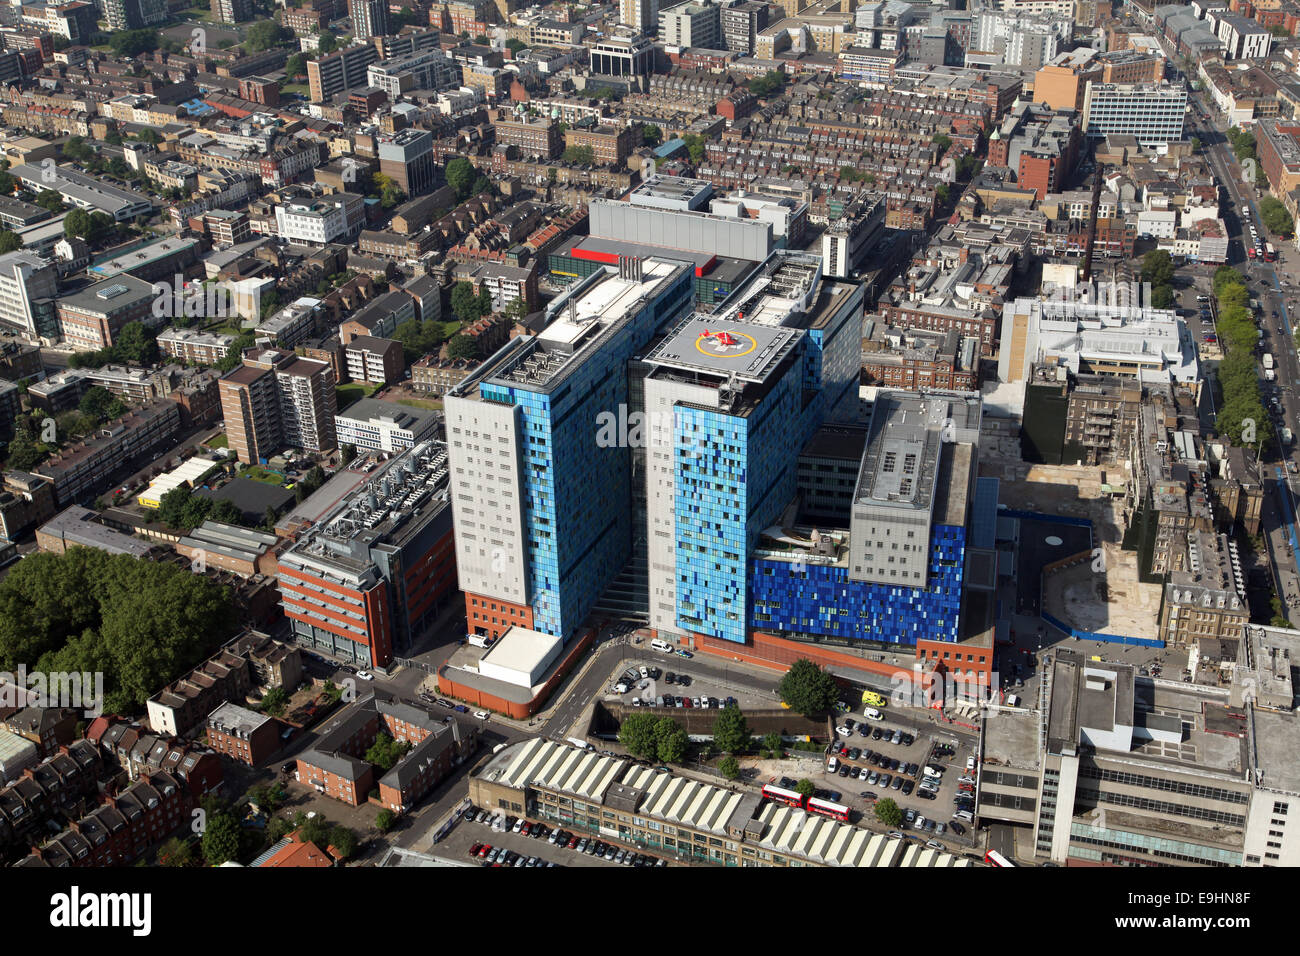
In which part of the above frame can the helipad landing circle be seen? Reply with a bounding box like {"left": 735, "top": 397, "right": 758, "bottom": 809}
{"left": 695, "top": 329, "right": 758, "bottom": 359}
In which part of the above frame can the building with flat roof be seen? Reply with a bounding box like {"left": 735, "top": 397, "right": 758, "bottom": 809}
{"left": 0, "top": 250, "right": 57, "bottom": 340}
{"left": 1081, "top": 81, "right": 1187, "bottom": 145}
{"left": 447, "top": 256, "right": 694, "bottom": 643}
{"left": 998, "top": 297, "right": 1200, "bottom": 389}
{"left": 644, "top": 251, "right": 864, "bottom": 645}
{"left": 334, "top": 397, "right": 439, "bottom": 453}
{"left": 10, "top": 163, "right": 152, "bottom": 221}
{"left": 205, "top": 701, "right": 278, "bottom": 766}
{"left": 35, "top": 505, "right": 157, "bottom": 557}
{"left": 218, "top": 347, "right": 337, "bottom": 464}
{"left": 278, "top": 440, "right": 456, "bottom": 668}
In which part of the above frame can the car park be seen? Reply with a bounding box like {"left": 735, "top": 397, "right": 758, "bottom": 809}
{"left": 836, "top": 724, "right": 853, "bottom": 737}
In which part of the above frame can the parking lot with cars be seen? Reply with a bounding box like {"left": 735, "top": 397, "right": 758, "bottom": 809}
{"left": 606, "top": 655, "right": 765, "bottom": 713}
{"left": 807, "top": 709, "right": 978, "bottom": 846}
{"left": 456, "top": 806, "right": 668, "bottom": 867}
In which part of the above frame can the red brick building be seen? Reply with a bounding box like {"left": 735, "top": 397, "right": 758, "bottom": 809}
{"left": 205, "top": 702, "right": 281, "bottom": 767}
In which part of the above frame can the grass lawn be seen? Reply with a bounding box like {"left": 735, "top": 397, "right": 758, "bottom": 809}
{"left": 436, "top": 320, "right": 463, "bottom": 339}
{"left": 242, "top": 465, "right": 285, "bottom": 485}
{"left": 395, "top": 397, "right": 443, "bottom": 411}
{"left": 281, "top": 83, "right": 310, "bottom": 95}
{"left": 336, "top": 382, "right": 380, "bottom": 412}
{"left": 205, "top": 433, "right": 228, "bottom": 449}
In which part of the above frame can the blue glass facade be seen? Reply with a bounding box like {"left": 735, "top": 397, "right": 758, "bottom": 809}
{"left": 674, "top": 363, "right": 803, "bottom": 644}
{"left": 479, "top": 266, "right": 693, "bottom": 639}
{"left": 748, "top": 524, "right": 966, "bottom": 646}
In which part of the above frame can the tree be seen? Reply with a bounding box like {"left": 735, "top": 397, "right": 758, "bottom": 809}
{"left": 748, "top": 70, "right": 787, "bottom": 98}
{"left": 562, "top": 145, "right": 595, "bottom": 165}
{"left": 935, "top": 183, "right": 952, "bottom": 206}
{"left": 445, "top": 157, "right": 476, "bottom": 201}
{"left": 109, "top": 29, "right": 160, "bottom": 57}
{"left": 371, "top": 171, "right": 405, "bottom": 209}
{"left": 246, "top": 20, "right": 288, "bottom": 52}
{"left": 260, "top": 686, "right": 289, "bottom": 716}
{"left": 0, "top": 229, "right": 19, "bottom": 253}
{"left": 655, "top": 717, "right": 688, "bottom": 763}
{"left": 136, "top": 128, "right": 161, "bottom": 146}
{"left": 157, "top": 836, "right": 194, "bottom": 867}
{"left": 445, "top": 334, "right": 477, "bottom": 362}
{"left": 932, "top": 133, "right": 953, "bottom": 152}
{"left": 1140, "top": 250, "right": 1175, "bottom": 287}
{"left": 718, "top": 756, "right": 740, "bottom": 780}
{"left": 364, "top": 732, "right": 411, "bottom": 771}
{"left": 505, "top": 37, "right": 527, "bottom": 55}
{"left": 642, "top": 124, "right": 663, "bottom": 148}
{"left": 0, "top": 548, "right": 237, "bottom": 713}
{"left": 285, "top": 53, "right": 306, "bottom": 77}
{"left": 327, "top": 825, "right": 357, "bottom": 859}
{"left": 711, "top": 704, "right": 750, "bottom": 754}
{"left": 34, "top": 190, "right": 65, "bottom": 213}
{"left": 1261, "top": 196, "right": 1294, "bottom": 237}
{"left": 449, "top": 281, "right": 483, "bottom": 321}
{"left": 1150, "top": 284, "right": 1175, "bottom": 309}
{"left": 795, "top": 778, "right": 815, "bottom": 799}
{"left": 682, "top": 133, "right": 707, "bottom": 164}
{"left": 78, "top": 386, "right": 124, "bottom": 424}
{"left": 874, "top": 797, "right": 903, "bottom": 827}
{"left": 317, "top": 33, "right": 337, "bottom": 54}
{"left": 341, "top": 444, "right": 357, "bottom": 466}
{"left": 375, "top": 809, "right": 395, "bottom": 832}
{"left": 778, "top": 658, "right": 838, "bottom": 716}
{"left": 294, "top": 811, "right": 329, "bottom": 847}
{"left": 618, "top": 712, "right": 661, "bottom": 760}
{"left": 201, "top": 811, "right": 241, "bottom": 865}
{"left": 762, "top": 731, "right": 783, "bottom": 757}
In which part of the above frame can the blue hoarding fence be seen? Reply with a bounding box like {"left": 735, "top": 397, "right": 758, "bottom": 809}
{"left": 1041, "top": 611, "right": 1164, "bottom": 649}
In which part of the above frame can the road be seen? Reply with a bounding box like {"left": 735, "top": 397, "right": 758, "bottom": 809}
{"left": 1187, "top": 96, "right": 1300, "bottom": 619}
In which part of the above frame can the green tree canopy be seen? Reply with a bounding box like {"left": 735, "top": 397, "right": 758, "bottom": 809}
{"left": 718, "top": 755, "right": 740, "bottom": 780}
{"left": 78, "top": 385, "right": 125, "bottom": 423}
{"left": 682, "top": 133, "right": 707, "bottom": 164}
{"left": 711, "top": 704, "right": 750, "bottom": 754}
{"left": 157, "top": 836, "right": 194, "bottom": 867}
{"left": 375, "top": 808, "right": 396, "bottom": 832}
{"left": 618, "top": 712, "right": 660, "bottom": 760}
{"left": 762, "top": 730, "right": 783, "bottom": 756}
{"left": 654, "top": 717, "right": 688, "bottom": 763}
{"left": 327, "top": 825, "right": 357, "bottom": 859}
{"left": 0, "top": 229, "right": 20, "bottom": 253}
{"left": 445, "top": 157, "right": 476, "bottom": 201}
{"left": 0, "top": 547, "right": 238, "bottom": 713}
{"left": 446, "top": 333, "right": 478, "bottom": 362}
{"left": 778, "top": 658, "right": 838, "bottom": 716}
{"left": 795, "top": 778, "right": 815, "bottom": 798}
{"left": 449, "top": 281, "right": 483, "bottom": 321}
{"left": 201, "top": 811, "right": 241, "bottom": 865}
{"left": 874, "top": 797, "right": 903, "bottom": 827}
{"left": 1140, "top": 249, "right": 1175, "bottom": 287}
{"left": 364, "top": 732, "right": 411, "bottom": 771}
{"left": 1261, "top": 196, "right": 1294, "bottom": 237}
{"left": 245, "top": 20, "right": 288, "bottom": 52}
{"left": 562, "top": 145, "right": 595, "bottom": 165}
{"left": 642, "top": 124, "right": 663, "bottom": 148}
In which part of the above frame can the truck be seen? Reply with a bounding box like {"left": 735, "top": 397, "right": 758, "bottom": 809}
{"left": 1267, "top": 368, "right": 1277, "bottom": 381}
{"left": 1283, "top": 427, "right": 1294, "bottom": 445}
{"left": 1264, "top": 353, "right": 1275, "bottom": 370}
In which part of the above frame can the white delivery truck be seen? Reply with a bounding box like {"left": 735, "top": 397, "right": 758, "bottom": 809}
{"left": 1264, "top": 353, "right": 1275, "bottom": 370}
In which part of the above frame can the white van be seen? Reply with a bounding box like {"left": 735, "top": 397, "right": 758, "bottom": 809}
{"left": 651, "top": 639, "right": 673, "bottom": 653}
{"left": 566, "top": 737, "right": 593, "bottom": 751}
{"left": 863, "top": 708, "right": 884, "bottom": 721}
{"left": 923, "top": 765, "right": 944, "bottom": 779}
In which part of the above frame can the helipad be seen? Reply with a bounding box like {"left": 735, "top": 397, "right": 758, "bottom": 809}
{"left": 645, "top": 314, "right": 802, "bottom": 383}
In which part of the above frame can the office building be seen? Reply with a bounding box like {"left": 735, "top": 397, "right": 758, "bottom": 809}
{"left": 278, "top": 441, "right": 456, "bottom": 667}
{"left": 335, "top": 398, "right": 439, "bottom": 453}
{"left": 446, "top": 256, "right": 694, "bottom": 642}
{"left": 1081, "top": 82, "right": 1188, "bottom": 145}
{"left": 377, "top": 129, "right": 437, "bottom": 199}
{"left": 0, "top": 250, "right": 57, "bottom": 340}
{"left": 342, "top": 336, "right": 404, "bottom": 385}
{"left": 821, "top": 194, "right": 886, "bottom": 278}
{"left": 10, "top": 163, "right": 152, "bottom": 222}
{"left": 54, "top": 276, "right": 154, "bottom": 352}
{"left": 366, "top": 49, "right": 459, "bottom": 97}
{"left": 275, "top": 194, "right": 364, "bottom": 246}
{"left": 590, "top": 29, "right": 656, "bottom": 78}
{"left": 659, "top": 0, "right": 721, "bottom": 49}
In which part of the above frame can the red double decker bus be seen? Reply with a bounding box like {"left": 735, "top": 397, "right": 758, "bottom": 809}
{"left": 985, "top": 849, "right": 1015, "bottom": 867}
{"left": 761, "top": 784, "right": 805, "bottom": 809}
{"left": 806, "top": 797, "right": 851, "bottom": 822}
